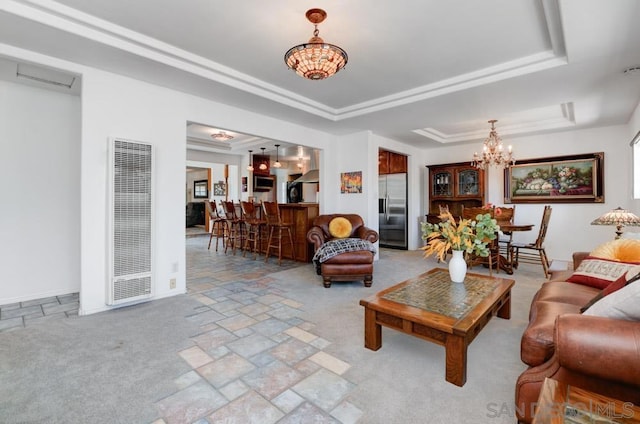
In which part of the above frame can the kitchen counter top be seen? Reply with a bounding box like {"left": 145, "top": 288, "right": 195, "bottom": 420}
{"left": 280, "top": 203, "right": 319, "bottom": 208}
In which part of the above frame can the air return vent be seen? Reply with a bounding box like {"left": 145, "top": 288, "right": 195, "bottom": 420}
{"left": 108, "top": 138, "right": 153, "bottom": 305}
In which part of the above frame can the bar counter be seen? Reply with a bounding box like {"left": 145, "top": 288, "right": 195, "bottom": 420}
{"left": 277, "top": 203, "right": 319, "bottom": 262}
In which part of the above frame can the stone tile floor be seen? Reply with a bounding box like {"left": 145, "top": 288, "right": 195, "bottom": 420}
{"left": 2, "top": 234, "right": 364, "bottom": 423}
{"left": 0, "top": 292, "right": 79, "bottom": 331}
{"left": 152, "top": 236, "right": 363, "bottom": 424}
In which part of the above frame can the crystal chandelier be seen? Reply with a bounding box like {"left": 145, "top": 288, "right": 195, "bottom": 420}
{"left": 284, "top": 8, "right": 348, "bottom": 80}
{"left": 273, "top": 144, "right": 282, "bottom": 168}
{"left": 471, "top": 120, "right": 515, "bottom": 169}
{"left": 211, "top": 130, "right": 233, "bottom": 140}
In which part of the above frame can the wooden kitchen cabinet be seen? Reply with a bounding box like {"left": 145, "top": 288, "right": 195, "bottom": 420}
{"left": 427, "top": 162, "right": 486, "bottom": 222}
{"left": 378, "top": 150, "right": 390, "bottom": 174}
{"left": 379, "top": 149, "right": 407, "bottom": 174}
{"left": 252, "top": 154, "right": 270, "bottom": 176}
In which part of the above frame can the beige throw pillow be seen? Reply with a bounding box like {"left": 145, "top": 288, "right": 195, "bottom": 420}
{"left": 583, "top": 278, "right": 640, "bottom": 321}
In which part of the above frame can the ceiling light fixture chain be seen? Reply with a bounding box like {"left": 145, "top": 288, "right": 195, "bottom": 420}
{"left": 273, "top": 144, "right": 282, "bottom": 168}
{"left": 471, "top": 119, "right": 515, "bottom": 169}
{"left": 259, "top": 147, "right": 268, "bottom": 170}
{"left": 284, "top": 8, "right": 348, "bottom": 80}
{"left": 247, "top": 150, "right": 254, "bottom": 172}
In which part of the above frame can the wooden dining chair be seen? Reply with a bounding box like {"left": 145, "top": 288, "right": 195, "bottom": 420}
{"left": 495, "top": 205, "right": 516, "bottom": 262}
{"left": 460, "top": 206, "right": 489, "bottom": 221}
{"left": 512, "top": 205, "right": 553, "bottom": 278}
{"left": 460, "top": 206, "right": 498, "bottom": 275}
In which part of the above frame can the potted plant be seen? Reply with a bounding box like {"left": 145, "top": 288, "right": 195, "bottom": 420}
{"left": 420, "top": 211, "right": 500, "bottom": 282}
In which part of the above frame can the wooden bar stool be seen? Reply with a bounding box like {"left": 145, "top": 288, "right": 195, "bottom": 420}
{"left": 261, "top": 201, "right": 295, "bottom": 265}
{"left": 240, "top": 201, "right": 266, "bottom": 260}
{"left": 222, "top": 200, "right": 243, "bottom": 255}
{"left": 206, "top": 200, "right": 228, "bottom": 251}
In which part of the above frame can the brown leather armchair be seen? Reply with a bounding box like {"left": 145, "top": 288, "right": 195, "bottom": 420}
{"left": 306, "top": 214, "right": 379, "bottom": 288}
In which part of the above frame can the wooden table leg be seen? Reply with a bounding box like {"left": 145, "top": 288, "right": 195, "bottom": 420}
{"left": 445, "top": 334, "right": 467, "bottom": 386}
{"left": 363, "top": 308, "right": 382, "bottom": 351}
{"left": 497, "top": 291, "right": 511, "bottom": 319}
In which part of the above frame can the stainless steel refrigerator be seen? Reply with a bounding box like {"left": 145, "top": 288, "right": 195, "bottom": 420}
{"left": 379, "top": 173, "right": 407, "bottom": 249}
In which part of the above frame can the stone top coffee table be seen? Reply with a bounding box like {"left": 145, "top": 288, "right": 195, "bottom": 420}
{"left": 359, "top": 267, "right": 514, "bottom": 386}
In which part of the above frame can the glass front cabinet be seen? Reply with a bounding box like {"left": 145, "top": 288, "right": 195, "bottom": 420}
{"left": 431, "top": 170, "right": 453, "bottom": 197}
{"left": 456, "top": 169, "right": 480, "bottom": 197}
{"left": 427, "top": 163, "right": 486, "bottom": 222}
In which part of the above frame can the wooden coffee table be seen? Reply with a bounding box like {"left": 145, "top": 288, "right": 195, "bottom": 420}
{"left": 359, "top": 268, "right": 514, "bottom": 386}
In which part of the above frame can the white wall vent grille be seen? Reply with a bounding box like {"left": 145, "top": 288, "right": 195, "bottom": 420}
{"left": 108, "top": 139, "right": 153, "bottom": 305}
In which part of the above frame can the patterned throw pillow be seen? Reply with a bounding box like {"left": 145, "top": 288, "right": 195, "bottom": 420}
{"left": 329, "top": 217, "right": 353, "bottom": 239}
{"left": 566, "top": 256, "right": 640, "bottom": 289}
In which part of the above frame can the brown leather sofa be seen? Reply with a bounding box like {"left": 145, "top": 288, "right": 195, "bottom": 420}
{"left": 515, "top": 252, "right": 640, "bottom": 423}
{"left": 306, "top": 214, "right": 379, "bottom": 288}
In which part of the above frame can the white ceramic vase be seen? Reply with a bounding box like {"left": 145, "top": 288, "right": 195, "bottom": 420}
{"left": 448, "top": 250, "right": 467, "bottom": 283}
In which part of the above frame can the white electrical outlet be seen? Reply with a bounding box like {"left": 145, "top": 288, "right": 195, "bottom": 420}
{"left": 170, "top": 278, "right": 176, "bottom": 289}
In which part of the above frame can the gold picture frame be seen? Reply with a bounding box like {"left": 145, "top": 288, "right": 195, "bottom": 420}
{"left": 504, "top": 152, "right": 604, "bottom": 204}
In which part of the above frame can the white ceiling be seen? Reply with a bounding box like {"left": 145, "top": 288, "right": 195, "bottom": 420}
{"left": 1, "top": 0, "right": 639, "bottom": 151}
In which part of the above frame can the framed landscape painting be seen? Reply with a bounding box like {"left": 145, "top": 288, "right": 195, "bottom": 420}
{"left": 504, "top": 152, "right": 604, "bottom": 203}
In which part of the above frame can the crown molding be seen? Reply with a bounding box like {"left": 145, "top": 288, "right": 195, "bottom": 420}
{"left": 5, "top": 0, "right": 567, "bottom": 122}
{"left": 413, "top": 103, "right": 576, "bottom": 143}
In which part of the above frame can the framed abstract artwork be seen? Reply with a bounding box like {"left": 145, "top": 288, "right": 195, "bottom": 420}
{"left": 213, "top": 182, "right": 226, "bottom": 196}
{"left": 340, "top": 171, "right": 362, "bottom": 194}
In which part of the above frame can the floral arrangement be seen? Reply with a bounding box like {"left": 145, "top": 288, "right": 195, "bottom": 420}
{"left": 420, "top": 211, "right": 500, "bottom": 262}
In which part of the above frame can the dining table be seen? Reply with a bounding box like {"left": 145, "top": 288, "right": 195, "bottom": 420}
{"left": 495, "top": 222, "right": 534, "bottom": 274}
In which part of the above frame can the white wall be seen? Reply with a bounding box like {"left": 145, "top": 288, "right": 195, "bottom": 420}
{"left": 322, "top": 132, "right": 370, "bottom": 216}
{"left": 629, "top": 102, "right": 640, "bottom": 214}
{"left": 319, "top": 131, "right": 426, "bottom": 251}
{"left": 0, "top": 80, "right": 80, "bottom": 304}
{"left": 78, "top": 68, "right": 334, "bottom": 315}
{"left": 0, "top": 45, "right": 324, "bottom": 314}
{"left": 3, "top": 43, "right": 638, "bottom": 313}
{"left": 187, "top": 151, "right": 244, "bottom": 201}
{"left": 420, "top": 125, "right": 633, "bottom": 261}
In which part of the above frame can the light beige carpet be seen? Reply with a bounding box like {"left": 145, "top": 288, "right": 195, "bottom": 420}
{"left": 266, "top": 248, "right": 545, "bottom": 423}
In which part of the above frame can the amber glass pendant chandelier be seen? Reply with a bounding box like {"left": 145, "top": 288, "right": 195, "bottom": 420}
{"left": 284, "top": 8, "right": 348, "bottom": 80}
